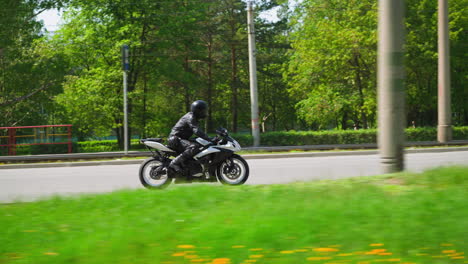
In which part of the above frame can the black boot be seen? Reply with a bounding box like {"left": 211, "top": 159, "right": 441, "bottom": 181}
{"left": 169, "top": 154, "right": 186, "bottom": 172}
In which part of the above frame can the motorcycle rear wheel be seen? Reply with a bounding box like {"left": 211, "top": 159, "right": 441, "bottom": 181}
{"left": 216, "top": 154, "right": 249, "bottom": 185}
{"left": 139, "top": 158, "right": 172, "bottom": 189}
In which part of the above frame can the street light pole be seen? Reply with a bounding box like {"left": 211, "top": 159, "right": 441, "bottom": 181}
{"left": 122, "top": 45, "right": 130, "bottom": 155}
{"left": 247, "top": 1, "right": 260, "bottom": 147}
{"left": 437, "top": 0, "right": 452, "bottom": 143}
{"left": 377, "top": 0, "right": 406, "bottom": 173}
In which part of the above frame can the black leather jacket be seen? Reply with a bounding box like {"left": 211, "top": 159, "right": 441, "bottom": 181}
{"left": 169, "top": 112, "right": 211, "bottom": 141}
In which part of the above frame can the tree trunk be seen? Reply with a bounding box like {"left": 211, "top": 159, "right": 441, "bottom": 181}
{"left": 184, "top": 55, "right": 190, "bottom": 112}
{"left": 207, "top": 40, "right": 214, "bottom": 132}
{"left": 116, "top": 120, "right": 123, "bottom": 150}
{"left": 142, "top": 73, "right": 148, "bottom": 138}
{"left": 231, "top": 45, "right": 238, "bottom": 133}
{"left": 354, "top": 52, "right": 368, "bottom": 129}
{"left": 341, "top": 110, "right": 348, "bottom": 130}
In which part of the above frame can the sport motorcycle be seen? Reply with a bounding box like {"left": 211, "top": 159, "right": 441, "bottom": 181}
{"left": 139, "top": 128, "right": 249, "bottom": 189}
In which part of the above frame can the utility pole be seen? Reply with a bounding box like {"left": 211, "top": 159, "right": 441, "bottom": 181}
{"left": 438, "top": 0, "right": 452, "bottom": 143}
{"left": 377, "top": 0, "right": 406, "bottom": 173}
{"left": 122, "top": 45, "right": 130, "bottom": 155}
{"left": 247, "top": 1, "right": 260, "bottom": 147}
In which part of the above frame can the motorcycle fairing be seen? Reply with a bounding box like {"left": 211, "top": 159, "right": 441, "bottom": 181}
{"left": 142, "top": 141, "right": 175, "bottom": 153}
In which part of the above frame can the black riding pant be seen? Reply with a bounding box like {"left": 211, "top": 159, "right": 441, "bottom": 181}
{"left": 167, "top": 136, "right": 201, "bottom": 159}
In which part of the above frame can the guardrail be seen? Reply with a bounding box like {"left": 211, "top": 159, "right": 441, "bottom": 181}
{"left": 0, "top": 140, "right": 467, "bottom": 163}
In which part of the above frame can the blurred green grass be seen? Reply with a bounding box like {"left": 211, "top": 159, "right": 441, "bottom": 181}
{"left": 1, "top": 166, "right": 467, "bottom": 264}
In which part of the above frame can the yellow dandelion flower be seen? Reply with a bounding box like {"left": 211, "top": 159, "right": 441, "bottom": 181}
{"left": 452, "top": 256, "right": 465, "bottom": 259}
{"left": 280, "top": 250, "right": 295, "bottom": 254}
{"left": 249, "top": 248, "right": 263, "bottom": 251}
{"left": 184, "top": 255, "right": 199, "bottom": 259}
{"left": 441, "top": 243, "right": 454, "bottom": 247}
{"left": 379, "top": 252, "right": 393, "bottom": 256}
{"left": 244, "top": 260, "right": 257, "bottom": 263}
{"left": 177, "top": 245, "right": 195, "bottom": 249}
{"left": 307, "top": 257, "right": 331, "bottom": 261}
{"left": 443, "top": 250, "right": 456, "bottom": 254}
{"left": 337, "top": 253, "right": 353, "bottom": 257}
{"left": 370, "top": 243, "right": 384, "bottom": 247}
{"left": 172, "top": 252, "right": 186, "bottom": 257}
{"left": 43, "top": 252, "right": 59, "bottom": 256}
{"left": 249, "top": 255, "right": 264, "bottom": 258}
{"left": 353, "top": 251, "right": 366, "bottom": 255}
{"left": 366, "top": 249, "right": 387, "bottom": 255}
{"left": 232, "top": 245, "right": 246, "bottom": 248}
{"left": 212, "top": 258, "right": 231, "bottom": 264}
{"left": 314, "top": 248, "right": 339, "bottom": 252}
{"left": 190, "top": 259, "right": 207, "bottom": 262}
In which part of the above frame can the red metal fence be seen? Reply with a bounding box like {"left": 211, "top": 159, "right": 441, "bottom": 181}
{"left": 0, "top": 125, "right": 72, "bottom": 156}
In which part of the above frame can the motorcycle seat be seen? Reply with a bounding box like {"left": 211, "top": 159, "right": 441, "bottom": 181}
{"left": 141, "top": 138, "right": 164, "bottom": 143}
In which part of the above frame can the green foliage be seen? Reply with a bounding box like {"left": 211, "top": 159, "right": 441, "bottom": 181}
{"left": 55, "top": 68, "right": 122, "bottom": 138}
{"left": 1, "top": 167, "right": 467, "bottom": 263}
{"left": 77, "top": 139, "right": 141, "bottom": 153}
{"left": 1, "top": 0, "right": 467, "bottom": 148}
{"left": 2, "top": 126, "right": 466, "bottom": 155}
{"left": 48, "top": 0, "right": 270, "bottom": 144}
{"left": 406, "top": 0, "right": 468, "bottom": 126}
{"left": 286, "top": 0, "right": 468, "bottom": 129}
{"left": 0, "top": 0, "right": 69, "bottom": 127}
{"left": 252, "top": 126, "right": 467, "bottom": 147}
{"left": 287, "top": 0, "right": 377, "bottom": 129}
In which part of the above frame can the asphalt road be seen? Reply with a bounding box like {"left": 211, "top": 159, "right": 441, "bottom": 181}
{"left": 1, "top": 150, "right": 467, "bottom": 203}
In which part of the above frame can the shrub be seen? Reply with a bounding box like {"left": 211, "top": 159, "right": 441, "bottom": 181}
{"left": 1, "top": 127, "right": 466, "bottom": 155}
{"left": 236, "top": 126, "right": 467, "bottom": 147}
{"left": 77, "top": 139, "right": 142, "bottom": 153}
{"left": 454, "top": 126, "right": 468, "bottom": 140}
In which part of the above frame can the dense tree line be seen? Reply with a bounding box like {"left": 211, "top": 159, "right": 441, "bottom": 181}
{"left": 1, "top": 0, "right": 466, "bottom": 148}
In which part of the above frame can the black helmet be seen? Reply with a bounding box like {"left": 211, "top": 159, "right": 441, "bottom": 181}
{"left": 191, "top": 100, "right": 208, "bottom": 119}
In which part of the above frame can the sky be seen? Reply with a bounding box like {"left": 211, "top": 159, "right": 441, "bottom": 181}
{"left": 37, "top": 9, "right": 63, "bottom": 32}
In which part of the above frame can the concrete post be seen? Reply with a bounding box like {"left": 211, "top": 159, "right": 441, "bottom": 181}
{"left": 123, "top": 71, "right": 128, "bottom": 154}
{"left": 377, "top": 0, "right": 406, "bottom": 173}
{"left": 247, "top": 1, "right": 260, "bottom": 147}
{"left": 437, "top": 0, "right": 452, "bottom": 142}
{"left": 122, "top": 45, "right": 130, "bottom": 155}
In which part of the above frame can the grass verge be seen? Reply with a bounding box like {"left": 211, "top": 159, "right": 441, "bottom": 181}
{"left": 1, "top": 166, "right": 467, "bottom": 264}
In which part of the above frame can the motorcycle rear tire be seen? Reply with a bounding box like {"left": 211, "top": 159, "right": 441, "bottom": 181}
{"left": 139, "top": 158, "right": 172, "bottom": 189}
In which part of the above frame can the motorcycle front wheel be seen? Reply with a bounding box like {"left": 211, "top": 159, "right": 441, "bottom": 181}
{"left": 216, "top": 154, "right": 249, "bottom": 185}
{"left": 139, "top": 158, "right": 172, "bottom": 189}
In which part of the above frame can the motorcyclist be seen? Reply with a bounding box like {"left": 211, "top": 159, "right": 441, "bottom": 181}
{"left": 167, "top": 100, "right": 216, "bottom": 172}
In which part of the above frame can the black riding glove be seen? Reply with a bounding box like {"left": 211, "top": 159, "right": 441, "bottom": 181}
{"left": 211, "top": 136, "right": 220, "bottom": 144}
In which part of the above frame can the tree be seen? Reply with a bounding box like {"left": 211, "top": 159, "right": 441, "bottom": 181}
{"left": 405, "top": 0, "right": 468, "bottom": 126}
{"left": 286, "top": 0, "right": 377, "bottom": 129}
{"left": 286, "top": 0, "right": 467, "bottom": 130}
{"left": 255, "top": 0, "right": 297, "bottom": 131}
{"left": 0, "top": 0, "right": 68, "bottom": 127}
